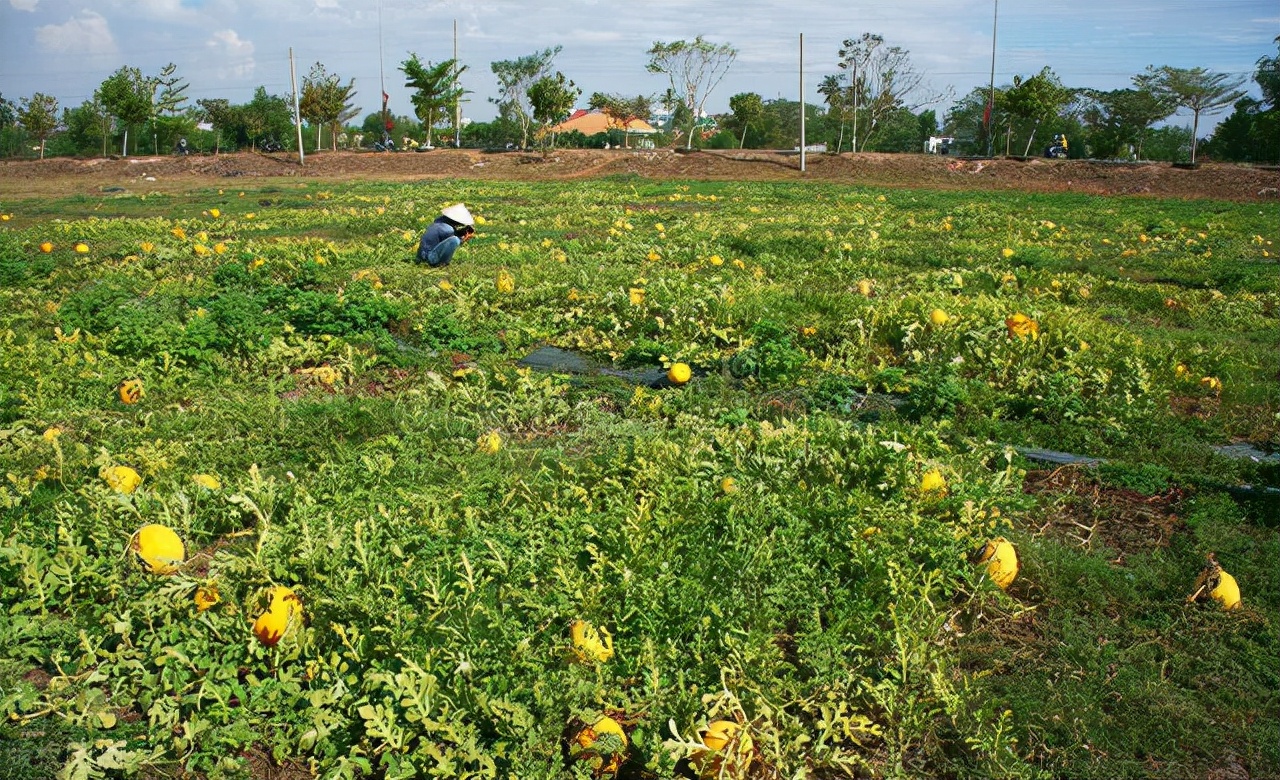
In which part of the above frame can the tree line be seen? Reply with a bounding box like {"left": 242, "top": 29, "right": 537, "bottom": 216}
{"left": 0, "top": 35, "right": 1274, "bottom": 162}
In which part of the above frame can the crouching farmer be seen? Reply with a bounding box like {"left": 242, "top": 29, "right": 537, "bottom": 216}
{"left": 417, "top": 203, "right": 476, "bottom": 267}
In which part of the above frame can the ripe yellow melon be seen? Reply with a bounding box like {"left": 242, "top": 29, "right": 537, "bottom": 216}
{"left": 919, "top": 469, "right": 947, "bottom": 495}
{"left": 929, "top": 308, "right": 950, "bottom": 326}
{"left": 477, "top": 430, "right": 502, "bottom": 455}
{"left": 667, "top": 362, "right": 692, "bottom": 384}
{"left": 574, "top": 715, "right": 628, "bottom": 774}
{"left": 570, "top": 619, "right": 614, "bottom": 663}
{"left": 132, "top": 524, "right": 185, "bottom": 574}
{"left": 102, "top": 465, "right": 142, "bottom": 494}
{"left": 253, "top": 586, "right": 302, "bottom": 646}
{"left": 1211, "top": 570, "right": 1242, "bottom": 610}
{"left": 694, "top": 719, "right": 754, "bottom": 777}
{"left": 977, "top": 537, "right": 1019, "bottom": 590}
{"left": 701, "top": 720, "right": 741, "bottom": 751}
{"left": 118, "top": 378, "right": 144, "bottom": 405}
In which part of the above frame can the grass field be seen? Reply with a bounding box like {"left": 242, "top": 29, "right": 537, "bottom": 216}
{"left": 1, "top": 178, "right": 1277, "bottom": 779}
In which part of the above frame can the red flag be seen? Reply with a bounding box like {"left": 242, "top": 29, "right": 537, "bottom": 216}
{"left": 983, "top": 101, "right": 992, "bottom": 127}
{"left": 382, "top": 91, "right": 389, "bottom": 108}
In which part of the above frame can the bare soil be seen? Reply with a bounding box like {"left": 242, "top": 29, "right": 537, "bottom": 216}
{"left": 1022, "top": 466, "right": 1185, "bottom": 561}
{"left": 3, "top": 148, "right": 1279, "bottom": 201}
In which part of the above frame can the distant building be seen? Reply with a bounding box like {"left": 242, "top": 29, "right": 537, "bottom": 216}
{"left": 547, "top": 109, "right": 659, "bottom": 138}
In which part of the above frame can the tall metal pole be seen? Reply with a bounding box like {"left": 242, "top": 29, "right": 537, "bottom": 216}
{"left": 799, "top": 33, "right": 806, "bottom": 173}
{"left": 851, "top": 58, "right": 858, "bottom": 153}
{"left": 290, "top": 47, "right": 305, "bottom": 165}
{"left": 987, "top": 0, "right": 998, "bottom": 157}
{"left": 454, "top": 18, "right": 461, "bottom": 147}
{"left": 379, "top": 0, "right": 387, "bottom": 135}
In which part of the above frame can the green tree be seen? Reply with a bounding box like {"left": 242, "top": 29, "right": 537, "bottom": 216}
{"left": 0, "top": 93, "right": 16, "bottom": 129}
{"left": 98, "top": 66, "right": 155, "bottom": 156}
{"left": 491, "top": 47, "right": 561, "bottom": 150}
{"left": 1256, "top": 36, "right": 1280, "bottom": 108}
{"left": 61, "top": 97, "right": 113, "bottom": 157}
{"left": 834, "top": 33, "right": 947, "bottom": 153}
{"left": 18, "top": 92, "right": 59, "bottom": 158}
{"left": 239, "top": 87, "right": 293, "bottom": 150}
{"left": 401, "top": 54, "right": 465, "bottom": 148}
{"left": 726, "top": 92, "right": 765, "bottom": 148}
{"left": 149, "top": 62, "right": 193, "bottom": 153}
{"left": 647, "top": 37, "right": 737, "bottom": 149}
{"left": 917, "top": 109, "right": 939, "bottom": 151}
{"left": 1080, "top": 87, "right": 1173, "bottom": 159}
{"left": 944, "top": 85, "right": 1010, "bottom": 155}
{"left": 1135, "top": 65, "right": 1246, "bottom": 163}
{"left": 817, "top": 74, "right": 851, "bottom": 152}
{"left": 1001, "top": 66, "right": 1074, "bottom": 156}
{"left": 528, "top": 72, "right": 580, "bottom": 151}
{"left": 300, "top": 63, "right": 360, "bottom": 151}
{"left": 197, "top": 98, "right": 236, "bottom": 154}
{"left": 1204, "top": 39, "right": 1280, "bottom": 163}
{"left": 587, "top": 92, "right": 653, "bottom": 148}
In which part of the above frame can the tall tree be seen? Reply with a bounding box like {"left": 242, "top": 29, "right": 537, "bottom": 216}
{"left": 151, "top": 63, "right": 192, "bottom": 153}
{"left": 18, "top": 93, "right": 59, "bottom": 159}
{"left": 401, "top": 54, "right": 466, "bottom": 148}
{"left": 1135, "top": 65, "right": 1246, "bottom": 163}
{"left": 528, "top": 72, "right": 580, "bottom": 151}
{"left": 491, "top": 46, "right": 561, "bottom": 150}
{"left": 1256, "top": 36, "right": 1280, "bottom": 108}
{"left": 1204, "top": 38, "right": 1280, "bottom": 163}
{"left": 300, "top": 63, "right": 360, "bottom": 151}
{"left": 154, "top": 62, "right": 188, "bottom": 116}
{"left": 1082, "top": 87, "right": 1173, "bottom": 159}
{"left": 1002, "top": 66, "right": 1074, "bottom": 156}
{"left": 0, "top": 93, "right": 16, "bottom": 130}
{"left": 726, "top": 92, "right": 765, "bottom": 148}
{"left": 646, "top": 37, "right": 737, "bottom": 150}
{"left": 817, "top": 74, "right": 850, "bottom": 152}
{"left": 834, "top": 33, "right": 949, "bottom": 153}
{"left": 98, "top": 66, "right": 155, "bottom": 156}
{"left": 197, "top": 98, "right": 235, "bottom": 154}
{"left": 587, "top": 92, "right": 653, "bottom": 148}
{"left": 62, "top": 97, "right": 113, "bottom": 157}
{"left": 241, "top": 87, "right": 294, "bottom": 150}
{"left": 945, "top": 85, "right": 1010, "bottom": 155}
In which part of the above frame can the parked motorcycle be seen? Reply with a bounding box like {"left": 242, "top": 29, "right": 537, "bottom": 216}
{"left": 1044, "top": 133, "right": 1068, "bottom": 159}
{"left": 259, "top": 137, "right": 284, "bottom": 153}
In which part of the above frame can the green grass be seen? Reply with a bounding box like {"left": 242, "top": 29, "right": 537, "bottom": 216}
{"left": 0, "top": 180, "right": 1277, "bottom": 779}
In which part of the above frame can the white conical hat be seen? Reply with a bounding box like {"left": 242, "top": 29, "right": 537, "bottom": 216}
{"left": 441, "top": 203, "right": 474, "bottom": 226}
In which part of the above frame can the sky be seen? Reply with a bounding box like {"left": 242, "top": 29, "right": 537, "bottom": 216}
{"left": 2, "top": 0, "right": 1276, "bottom": 130}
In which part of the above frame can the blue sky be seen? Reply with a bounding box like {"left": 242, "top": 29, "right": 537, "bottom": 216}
{"left": 2, "top": 0, "right": 1276, "bottom": 129}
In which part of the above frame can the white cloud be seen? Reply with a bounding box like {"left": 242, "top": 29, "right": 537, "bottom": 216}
{"left": 315, "top": 0, "right": 340, "bottom": 8}
{"left": 207, "top": 28, "right": 256, "bottom": 79}
{"left": 10, "top": 0, "right": 41, "bottom": 11}
{"left": 34, "top": 10, "right": 118, "bottom": 55}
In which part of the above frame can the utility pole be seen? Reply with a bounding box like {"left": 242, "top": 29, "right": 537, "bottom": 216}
{"left": 851, "top": 57, "right": 858, "bottom": 154}
{"left": 454, "top": 18, "right": 461, "bottom": 147}
{"left": 378, "top": 0, "right": 388, "bottom": 138}
{"left": 987, "top": 0, "right": 998, "bottom": 157}
{"left": 290, "top": 47, "right": 305, "bottom": 165}
{"left": 799, "top": 33, "right": 806, "bottom": 172}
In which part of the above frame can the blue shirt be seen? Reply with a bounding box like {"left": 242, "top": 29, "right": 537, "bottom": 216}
{"left": 419, "top": 218, "right": 459, "bottom": 255}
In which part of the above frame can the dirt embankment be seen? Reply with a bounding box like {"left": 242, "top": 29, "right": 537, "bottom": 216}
{"left": 2, "top": 148, "right": 1278, "bottom": 201}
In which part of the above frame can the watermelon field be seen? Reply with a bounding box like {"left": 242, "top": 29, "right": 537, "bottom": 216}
{"left": 1, "top": 176, "right": 1278, "bottom": 779}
